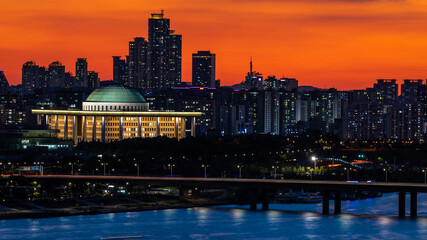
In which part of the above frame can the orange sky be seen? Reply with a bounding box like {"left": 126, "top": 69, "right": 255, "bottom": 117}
{"left": 1, "top": 0, "right": 427, "bottom": 89}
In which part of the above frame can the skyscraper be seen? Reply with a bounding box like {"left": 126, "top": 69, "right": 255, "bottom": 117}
{"left": 192, "top": 51, "right": 216, "bottom": 88}
{"left": 148, "top": 11, "right": 181, "bottom": 89}
{"left": 38, "top": 66, "right": 48, "bottom": 89}
{"left": 48, "top": 61, "right": 66, "bottom": 88}
{"left": 168, "top": 30, "right": 182, "bottom": 87}
{"left": 373, "top": 79, "right": 398, "bottom": 106}
{"left": 113, "top": 56, "right": 128, "bottom": 85}
{"left": 128, "top": 37, "right": 148, "bottom": 88}
{"left": 22, "top": 61, "right": 40, "bottom": 93}
{"left": 75, "top": 58, "right": 88, "bottom": 87}
{"left": 401, "top": 79, "right": 423, "bottom": 104}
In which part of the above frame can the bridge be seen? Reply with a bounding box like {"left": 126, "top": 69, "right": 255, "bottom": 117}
{"left": 317, "top": 158, "right": 361, "bottom": 168}
{"left": 8, "top": 175, "right": 427, "bottom": 218}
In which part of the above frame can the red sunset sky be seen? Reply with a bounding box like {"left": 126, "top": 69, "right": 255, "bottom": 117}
{"left": 1, "top": 0, "right": 427, "bottom": 89}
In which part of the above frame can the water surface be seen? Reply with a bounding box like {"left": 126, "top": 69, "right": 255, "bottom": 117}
{"left": 1, "top": 193, "right": 426, "bottom": 240}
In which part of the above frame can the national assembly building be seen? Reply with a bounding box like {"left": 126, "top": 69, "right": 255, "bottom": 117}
{"left": 32, "top": 84, "right": 201, "bottom": 145}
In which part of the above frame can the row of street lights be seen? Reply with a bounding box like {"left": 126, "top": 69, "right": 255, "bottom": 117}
{"left": 14, "top": 153, "right": 427, "bottom": 183}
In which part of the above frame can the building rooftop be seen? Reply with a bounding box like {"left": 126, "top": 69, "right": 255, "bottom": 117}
{"left": 85, "top": 84, "right": 146, "bottom": 103}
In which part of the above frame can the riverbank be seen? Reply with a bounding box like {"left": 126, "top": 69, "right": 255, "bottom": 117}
{"left": 0, "top": 197, "right": 235, "bottom": 220}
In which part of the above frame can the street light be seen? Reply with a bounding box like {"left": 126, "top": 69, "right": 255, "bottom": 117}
{"left": 168, "top": 164, "right": 175, "bottom": 177}
{"left": 311, "top": 156, "right": 317, "bottom": 169}
{"left": 423, "top": 169, "right": 426, "bottom": 184}
{"left": 237, "top": 165, "right": 243, "bottom": 178}
{"left": 135, "top": 163, "right": 140, "bottom": 177}
{"left": 311, "top": 156, "right": 317, "bottom": 179}
{"left": 311, "top": 156, "right": 317, "bottom": 181}
{"left": 383, "top": 168, "right": 388, "bottom": 182}
{"left": 272, "top": 166, "right": 279, "bottom": 179}
{"left": 344, "top": 167, "right": 350, "bottom": 181}
{"left": 69, "top": 162, "right": 74, "bottom": 175}
{"left": 202, "top": 164, "right": 209, "bottom": 178}
{"left": 101, "top": 163, "right": 108, "bottom": 176}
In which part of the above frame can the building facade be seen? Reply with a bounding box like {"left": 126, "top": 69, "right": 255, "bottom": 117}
{"left": 113, "top": 56, "right": 128, "bottom": 86}
{"left": 192, "top": 51, "right": 216, "bottom": 88}
{"left": 147, "top": 11, "right": 182, "bottom": 89}
{"left": 32, "top": 84, "right": 201, "bottom": 145}
{"left": 75, "top": 58, "right": 88, "bottom": 88}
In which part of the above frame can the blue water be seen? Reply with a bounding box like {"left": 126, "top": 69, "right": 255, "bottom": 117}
{"left": 1, "top": 193, "right": 427, "bottom": 239}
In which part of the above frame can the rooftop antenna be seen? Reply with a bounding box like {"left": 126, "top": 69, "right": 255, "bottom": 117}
{"left": 250, "top": 56, "right": 253, "bottom": 76}
{"left": 161, "top": 9, "right": 164, "bottom": 15}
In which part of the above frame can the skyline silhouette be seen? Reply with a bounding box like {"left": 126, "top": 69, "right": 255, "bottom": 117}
{"left": 1, "top": 0, "right": 427, "bottom": 89}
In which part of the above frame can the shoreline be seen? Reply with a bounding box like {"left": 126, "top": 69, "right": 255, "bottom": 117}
{"left": 0, "top": 199, "right": 237, "bottom": 221}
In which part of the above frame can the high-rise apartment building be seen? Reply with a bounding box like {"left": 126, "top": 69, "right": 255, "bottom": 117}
{"left": 48, "top": 61, "right": 66, "bottom": 88}
{"left": 75, "top": 58, "right": 88, "bottom": 87}
{"left": 128, "top": 37, "right": 148, "bottom": 88}
{"left": 192, "top": 51, "right": 216, "bottom": 88}
{"left": 401, "top": 79, "right": 423, "bottom": 104}
{"left": 148, "top": 11, "right": 181, "bottom": 89}
{"left": 168, "top": 30, "right": 182, "bottom": 87}
{"left": 113, "top": 56, "right": 128, "bottom": 85}
{"left": 22, "top": 61, "right": 41, "bottom": 93}
{"left": 88, "top": 71, "right": 100, "bottom": 89}
{"left": 373, "top": 79, "right": 398, "bottom": 106}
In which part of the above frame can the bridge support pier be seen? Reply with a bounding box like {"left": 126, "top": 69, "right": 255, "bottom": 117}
{"left": 410, "top": 192, "right": 417, "bottom": 218}
{"left": 334, "top": 190, "right": 341, "bottom": 214}
{"left": 261, "top": 189, "right": 269, "bottom": 210}
{"left": 322, "top": 191, "right": 330, "bottom": 215}
{"left": 250, "top": 189, "right": 257, "bottom": 210}
{"left": 399, "top": 192, "right": 406, "bottom": 218}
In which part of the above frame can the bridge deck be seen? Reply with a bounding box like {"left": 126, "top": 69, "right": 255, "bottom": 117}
{"left": 7, "top": 175, "right": 427, "bottom": 193}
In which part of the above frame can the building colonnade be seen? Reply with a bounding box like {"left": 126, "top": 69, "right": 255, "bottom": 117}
{"left": 34, "top": 110, "right": 198, "bottom": 145}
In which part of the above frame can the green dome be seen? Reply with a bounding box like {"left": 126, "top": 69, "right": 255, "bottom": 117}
{"left": 86, "top": 84, "right": 146, "bottom": 103}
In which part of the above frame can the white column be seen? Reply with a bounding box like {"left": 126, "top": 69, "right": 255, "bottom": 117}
{"left": 37, "top": 115, "right": 41, "bottom": 125}
{"left": 64, "top": 115, "right": 68, "bottom": 139}
{"left": 191, "top": 117, "right": 196, "bottom": 137}
{"left": 175, "top": 117, "right": 179, "bottom": 139}
{"left": 119, "top": 116, "right": 124, "bottom": 141}
{"left": 54, "top": 115, "right": 58, "bottom": 130}
{"left": 182, "top": 117, "right": 186, "bottom": 138}
{"left": 92, "top": 116, "right": 96, "bottom": 141}
{"left": 82, "top": 116, "right": 86, "bottom": 142}
{"left": 73, "top": 116, "right": 77, "bottom": 145}
{"left": 156, "top": 117, "right": 161, "bottom": 137}
{"left": 45, "top": 115, "right": 49, "bottom": 126}
{"left": 138, "top": 116, "right": 142, "bottom": 138}
{"left": 101, "top": 116, "right": 105, "bottom": 142}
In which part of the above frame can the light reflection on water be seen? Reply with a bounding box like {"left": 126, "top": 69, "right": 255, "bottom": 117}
{"left": 1, "top": 193, "right": 427, "bottom": 239}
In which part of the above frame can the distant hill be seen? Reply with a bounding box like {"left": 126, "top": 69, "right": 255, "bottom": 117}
{"left": 229, "top": 83, "right": 242, "bottom": 91}
{"left": 298, "top": 86, "right": 321, "bottom": 92}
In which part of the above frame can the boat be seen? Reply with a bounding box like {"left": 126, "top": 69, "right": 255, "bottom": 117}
{"left": 272, "top": 190, "right": 322, "bottom": 204}
{"left": 295, "top": 192, "right": 322, "bottom": 203}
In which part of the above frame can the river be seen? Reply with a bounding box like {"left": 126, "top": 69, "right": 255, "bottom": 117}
{"left": 1, "top": 193, "right": 427, "bottom": 239}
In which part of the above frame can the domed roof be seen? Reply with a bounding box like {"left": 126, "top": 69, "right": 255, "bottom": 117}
{"left": 85, "top": 84, "right": 146, "bottom": 103}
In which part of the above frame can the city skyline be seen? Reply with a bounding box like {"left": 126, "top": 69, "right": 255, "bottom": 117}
{"left": 2, "top": 0, "right": 427, "bottom": 89}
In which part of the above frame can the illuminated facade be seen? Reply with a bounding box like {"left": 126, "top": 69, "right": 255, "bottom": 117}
{"left": 32, "top": 84, "right": 201, "bottom": 145}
